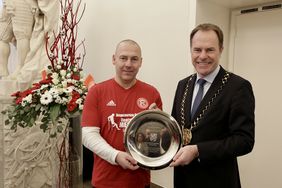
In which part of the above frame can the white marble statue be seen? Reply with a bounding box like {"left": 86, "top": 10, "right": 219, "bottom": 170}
{"left": 0, "top": 0, "right": 59, "bottom": 96}
{"left": 0, "top": 0, "right": 35, "bottom": 78}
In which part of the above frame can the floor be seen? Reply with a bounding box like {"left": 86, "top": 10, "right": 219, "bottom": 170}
{"left": 83, "top": 180, "right": 92, "bottom": 188}
{"left": 82, "top": 147, "right": 164, "bottom": 188}
{"left": 83, "top": 181, "right": 163, "bottom": 188}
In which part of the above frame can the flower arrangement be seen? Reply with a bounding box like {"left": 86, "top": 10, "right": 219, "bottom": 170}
{"left": 2, "top": 1, "right": 88, "bottom": 187}
{"left": 2, "top": 0, "right": 87, "bottom": 138}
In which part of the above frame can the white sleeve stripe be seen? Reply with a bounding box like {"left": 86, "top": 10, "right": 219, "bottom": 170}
{"left": 82, "top": 126, "right": 119, "bottom": 165}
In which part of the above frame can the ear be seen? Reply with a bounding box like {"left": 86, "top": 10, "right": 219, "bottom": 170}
{"left": 139, "top": 57, "right": 143, "bottom": 67}
{"left": 112, "top": 54, "right": 116, "bottom": 65}
{"left": 220, "top": 46, "right": 224, "bottom": 53}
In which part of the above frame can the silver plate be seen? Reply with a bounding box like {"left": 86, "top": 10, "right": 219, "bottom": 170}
{"left": 124, "top": 110, "right": 182, "bottom": 170}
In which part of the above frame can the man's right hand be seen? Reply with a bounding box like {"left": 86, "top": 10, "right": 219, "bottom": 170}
{"left": 115, "top": 151, "right": 139, "bottom": 170}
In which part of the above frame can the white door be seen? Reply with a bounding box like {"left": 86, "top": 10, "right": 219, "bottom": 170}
{"left": 230, "top": 7, "right": 282, "bottom": 188}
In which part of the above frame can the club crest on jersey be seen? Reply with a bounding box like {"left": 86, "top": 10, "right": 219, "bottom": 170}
{"left": 137, "top": 97, "right": 149, "bottom": 109}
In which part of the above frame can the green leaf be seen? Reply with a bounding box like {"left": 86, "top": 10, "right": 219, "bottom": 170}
{"left": 24, "top": 106, "right": 30, "bottom": 112}
{"left": 29, "top": 117, "right": 35, "bottom": 126}
{"left": 35, "top": 104, "right": 41, "bottom": 111}
{"left": 50, "top": 104, "right": 61, "bottom": 124}
{"left": 20, "top": 110, "right": 25, "bottom": 115}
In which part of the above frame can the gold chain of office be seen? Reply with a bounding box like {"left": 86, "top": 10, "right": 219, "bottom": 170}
{"left": 180, "top": 71, "right": 230, "bottom": 145}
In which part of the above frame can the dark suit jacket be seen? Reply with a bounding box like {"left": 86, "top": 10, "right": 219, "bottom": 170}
{"left": 172, "top": 66, "right": 255, "bottom": 188}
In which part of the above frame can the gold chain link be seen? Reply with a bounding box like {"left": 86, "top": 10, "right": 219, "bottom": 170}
{"left": 180, "top": 72, "right": 230, "bottom": 131}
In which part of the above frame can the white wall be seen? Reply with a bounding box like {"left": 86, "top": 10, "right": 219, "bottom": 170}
{"left": 80, "top": 0, "right": 194, "bottom": 113}
{"left": 80, "top": 0, "right": 194, "bottom": 187}
{"left": 229, "top": 7, "right": 282, "bottom": 188}
{"left": 196, "top": 0, "right": 231, "bottom": 69}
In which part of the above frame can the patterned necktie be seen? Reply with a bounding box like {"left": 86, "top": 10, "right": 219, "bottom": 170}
{"left": 191, "top": 79, "right": 206, "bottom": 118}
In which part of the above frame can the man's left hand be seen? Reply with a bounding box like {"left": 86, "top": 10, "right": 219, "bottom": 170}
{"left": 169, "top": 145, "right": 199, "bottom": 167}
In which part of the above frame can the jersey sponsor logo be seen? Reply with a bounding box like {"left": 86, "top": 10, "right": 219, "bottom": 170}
{"left": 107, "top": 113, "right": 135, "bottom": 131}
{"left": 136, "top": 97, "right": 148, "bottom": 109}
{"left": 108, "top": 113, "right": 120, "bottom": 130}
{"left": 106, "top": 100, "right": 116, "bottom": 106}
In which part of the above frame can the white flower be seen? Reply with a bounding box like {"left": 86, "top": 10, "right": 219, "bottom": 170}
{"left": 55, "top": 96, "right": 64, "bottom": 104}
{"left": 52, "top": 72, "right": 59, "bottom": 79}
{"left": 49, "top": 88, "right": 59, "bottom": 97}
{"left": 62, "top": 80, "right": 68, "bottom": 88}
{"left": 22, "top": 94, "right": 33, "bottom": 103}
{"left": 57, "top": 65, "right": 62, "bottom": 69}
{"left": 52, "top": 78, "right": 59, "bottom": 85}
{"left": 76, "top": 88, "right": 83, "bottom": 94}
{"left": 64, "top": 86, "right": 74, "bottom": 93}
{"left": 66, "top": 78, "right": 74, "bottom": 85}
{"left": 40, "top": 92, "right": 53, "bottom": 105}
{"left": 20, "top": 121, "right": 27, "bottom": 126}
{"left": 57, "top": 60, "right": 63, "bottom": 65}
{"left": 21, "top": 101, "right": 26, "bottom": 107}
{"left": 60, "top": 70, "right": 66, "bottom": 77}
{"left": 55, "top": 87, "right": 64, "bottom": 94}
{"left": 79, "top": 104, "right": 84, "bottom": 110}
{"left": 66, "top": 73, "right": 72, "bottom": 78}
{"left": 40, "top": 84, "right": 49, "bottom": 90}
{"left": 62, "top": 97, "right": 69, "bottom": 104}
{"left": 75, "top": 98, "right": 82, "bottom": 104}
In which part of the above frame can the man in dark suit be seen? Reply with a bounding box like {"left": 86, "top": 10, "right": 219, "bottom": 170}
{"left": 169, "top": 23, "right": 255, "bottom": 188}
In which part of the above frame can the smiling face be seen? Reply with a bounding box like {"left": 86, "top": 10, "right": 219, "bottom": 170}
{"left": 191, "top": 30, "right": 223, "bottom": 77}
{"left": 112, "top": 40, "right": 142, "bottom": 88}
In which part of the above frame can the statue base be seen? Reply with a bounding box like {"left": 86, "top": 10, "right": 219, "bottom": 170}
{"left": 0, "top": 79, "right": 30, "bottom": 97}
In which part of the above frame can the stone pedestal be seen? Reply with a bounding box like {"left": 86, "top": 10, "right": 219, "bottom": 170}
{"left": 1, "top": 95, "right": 54, "bottom": 188}
{"left": 0, "top": 96, "right": 13, "bottom": 188}
{"left": 0, "top": 97, "right": 82, "bottom": 188}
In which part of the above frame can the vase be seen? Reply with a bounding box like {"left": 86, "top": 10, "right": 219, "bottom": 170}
{"left": 52, "top": 115, "right": 83, "bottom": 188}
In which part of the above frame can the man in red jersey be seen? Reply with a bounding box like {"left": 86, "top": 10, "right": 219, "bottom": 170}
{"left": 81, "top": 39, "right": 162, "bottom": 188}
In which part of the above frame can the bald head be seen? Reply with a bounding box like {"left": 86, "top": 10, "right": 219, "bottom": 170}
{"left": 115, "top": 39, "right": 142, "bottom": 57}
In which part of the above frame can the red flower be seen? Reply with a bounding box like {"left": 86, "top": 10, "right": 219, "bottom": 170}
{"left": 67, "top": 100, "right": 78, "bottom": 112}
{"left": 39, "top": 78, "right": 52, "bottom": 84}
{"left": 11, "top": 91, "right": 21, "bottom": 97}
{"left": 20, "top": 89, "right": 33, "bottom": 97}
{"left": 71, "top": 74, "right": 80, "bottom": 81}
{"left": 72, "top": 91, "right": 80, "bottom": 100}
{"left": 15, "top": 97, "right": 23, "bottom": 104}
{"left": 66, "top": 91, "right": 80, "bottom": 112}
{"left": 31, "top": 83, "right": 42, "bottom": 90}
{"left": 11, "top": 88, "right": 33, "bottom": 104}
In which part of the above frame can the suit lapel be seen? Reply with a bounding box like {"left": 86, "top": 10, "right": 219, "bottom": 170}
{"left": 184, "top": 75, "right": 196, "bottom": 124}
{"left": 191, "top": 67, "right": 226, "bottom": 121}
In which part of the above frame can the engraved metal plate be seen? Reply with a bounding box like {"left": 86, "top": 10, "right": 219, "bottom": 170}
{"left": 124, "top": 110, "right": 182, "bottom": 170}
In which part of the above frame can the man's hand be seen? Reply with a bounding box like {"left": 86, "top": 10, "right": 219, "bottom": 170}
{"left": 149, "top": 102, "right": 160, "bottom": 110}
{"left": 115, "top": 151, "right": 139, "bottom": 170}
{"left": 170, "top": 145, "right": 199, "bottom": 167}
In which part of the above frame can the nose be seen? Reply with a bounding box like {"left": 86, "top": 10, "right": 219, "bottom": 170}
{"left": 124, "top": 59, "right": 133, "bottom": 67}
{"left": 199, "top": 51, "right": 208, "bottom": 59}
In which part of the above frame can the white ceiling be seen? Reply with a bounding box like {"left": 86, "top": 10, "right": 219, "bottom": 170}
{"left": 207, "top": 0, "right": 281, "bottom": 9}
